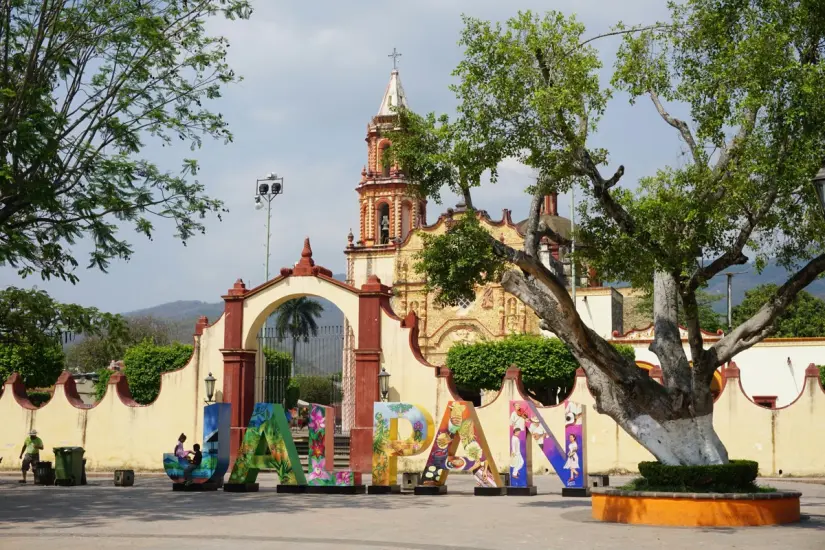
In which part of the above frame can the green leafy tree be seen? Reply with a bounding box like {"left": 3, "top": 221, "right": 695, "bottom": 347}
{"left": 0, "top": 286, "right": 124, "bottom": 386}
{"left": 0, "top": 0, "right": 250, "bottom": 283}
{"left": 386, "top": 5, "right": 825, "bottom": 465}
{"left": 447, "top": 334, "right": 635, "bottom": 405}
{"left": 272, "top": 298, "right": 324, "bottom": 375}
{"left": 291, "top": 374, "right": 341, "bottom": 407}
{"left": 732, "top": 284, "right": 825, "bottom": 337}
{"left": 635, "top": 289, "right": 724, "bottom": 333}
{"left": 95, "top": 340, "right": 193, "bottom": 403}
{"left": 65, "top": 315, "right": 173, "bottom": 373}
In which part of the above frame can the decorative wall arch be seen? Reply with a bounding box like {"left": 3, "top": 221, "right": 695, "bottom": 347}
{"left": 241, "top": 277, "right": 361, "bottom": 350}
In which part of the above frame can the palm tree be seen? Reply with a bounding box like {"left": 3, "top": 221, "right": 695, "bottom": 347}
{"left": 272, "top": 297, "right": 324, "bottom": 376}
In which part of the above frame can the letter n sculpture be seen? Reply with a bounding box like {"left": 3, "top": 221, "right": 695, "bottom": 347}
{"left": 163, "top": 403, "right": 230, "bottom": 491}
{"left": 418, "top": 401, "right": 504, "bottom": 496}
{"left": 224, "top": 403, "right": 307, "bottom": 493}
{"left": 369, "top": 402, "right": 434, "bottom": 494}
{"left": 509, "top": 399, "right": 588, "bottom": 496}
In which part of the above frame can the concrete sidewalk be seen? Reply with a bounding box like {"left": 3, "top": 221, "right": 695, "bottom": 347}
{"left": 0, "top": 474, "right": 823, "bottom": 549}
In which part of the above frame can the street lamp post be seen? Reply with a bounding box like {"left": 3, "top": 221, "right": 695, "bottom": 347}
{"left": 378, "top": 367, "right": 391, "bottom": 402}
{"left": 255, "top": 173, "right": 284, "bottom": 281}
{"left": 204, "top": 372, "right": 216, "bottom": 404}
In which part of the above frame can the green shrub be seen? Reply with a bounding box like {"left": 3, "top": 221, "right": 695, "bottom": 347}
{"left": 286, "top": 377, "right": 300, "bottom": 409}
{"left": 446, "top": 334, "right": 635, "bottom": 405}
{"left": 264, "top": 349, "right": 292, "bottom": 377}
{"left": 818, "top": 365, "right": 825, "bottom": 390}
{"left": 27, "top": 390, "right": 53, "bottom": 407}
{"left": 638, "top": 460, "right": 759, "bottom": 491}
{"left": 94, "top": 368, "right": 113, "bottom": 401}
{"left": 94, "top": 340, "right": 193, "bottom": 404}
{"left": 0, "top": 342, "right": 65, "bottom": 389}
{"left": 292, "top": 374, "right": 341, "bottom": 406}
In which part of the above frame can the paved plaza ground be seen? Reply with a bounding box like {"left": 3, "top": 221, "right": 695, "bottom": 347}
{"left": 0, "top": 473, "right": 823, "bottom": 549}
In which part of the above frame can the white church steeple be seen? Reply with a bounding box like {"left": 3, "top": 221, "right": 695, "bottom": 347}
{"left": 377, "top": 68, "right": 408, "bottom": 117}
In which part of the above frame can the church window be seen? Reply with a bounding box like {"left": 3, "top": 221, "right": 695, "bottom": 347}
{"left": 456, "top": 295, "right": 473, "bottom": 310}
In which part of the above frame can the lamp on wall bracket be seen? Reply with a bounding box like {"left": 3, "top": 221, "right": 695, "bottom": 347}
{"left": 378, "top": 367, "right": 391, "bottom": 402}
{"left": 204, "top": 372, "right": 216, "bottom": 404}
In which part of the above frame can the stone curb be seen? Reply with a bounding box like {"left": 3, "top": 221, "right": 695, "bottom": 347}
{"left": 590, "top": 487, "right": 802, "bottom": 500}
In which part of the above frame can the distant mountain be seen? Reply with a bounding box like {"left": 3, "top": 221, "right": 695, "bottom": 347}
{"left": 124, "top": 273, "right": 348, "bottom": 342}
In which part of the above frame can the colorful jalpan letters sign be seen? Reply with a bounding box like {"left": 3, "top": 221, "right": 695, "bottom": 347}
{"left": 420, "top": 401, "right": 502, "bottom": 488}
{"left": 509, "top": 400, "right": 587, "bottom": 489}
{"left": 228, "top": 403, "right": 307, "bottom": 486}
{"left": 371, "top": 402, "right": 434, "bottom": 486}
{"left": 307, "top": 404, "right": 361, "bottom": 486}
{"left": 163, "top": 403, "right": 230, "bottom": 485}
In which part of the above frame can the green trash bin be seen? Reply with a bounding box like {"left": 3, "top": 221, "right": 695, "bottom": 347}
{"left": 53, "top": 447, "right": 85, "bottom": 486}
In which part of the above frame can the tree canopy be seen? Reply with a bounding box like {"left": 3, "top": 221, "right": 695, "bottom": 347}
{"left": 732, "top": 284, "right": 825, "bottom": 338}
{"left": 386, "top": 3, "right": 825, "bottom": 465}
{"left": 65, "top": 315, "right": 174, "bottom": 373}
{"left": 0, "top": 0, "right": 250, "bottom": 283}
{"left": 0, "top": 286, "right": 124, "bottom": 386}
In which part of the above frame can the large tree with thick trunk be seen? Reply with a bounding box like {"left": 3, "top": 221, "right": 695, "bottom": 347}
{"left": 386, "top": 3, "right": 825, "bottom": 465}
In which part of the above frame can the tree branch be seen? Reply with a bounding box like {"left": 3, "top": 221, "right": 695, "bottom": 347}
{"left": 649, "top": 90, "right": 703, "bottom": 166}
{"left": 710, "top": 252, "right": 825, "bottom": 365}
{"left": 523, "top": 192, "right": 544, "bottom": 258}
{"left": 712, "top": 107, "right": 758, "bottom": 182}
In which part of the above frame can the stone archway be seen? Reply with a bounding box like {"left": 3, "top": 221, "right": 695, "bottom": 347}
{"left": 219, "top": 239, "right": 393, "bottom": 469}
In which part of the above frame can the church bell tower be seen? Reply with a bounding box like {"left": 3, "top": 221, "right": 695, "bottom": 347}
{"left": 354, "top": 61, "right": 426, "bottom": 248}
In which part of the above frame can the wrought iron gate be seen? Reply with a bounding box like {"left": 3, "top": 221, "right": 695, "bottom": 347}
{"left": 254, "top": 324, "right": 355, "bottom": 434}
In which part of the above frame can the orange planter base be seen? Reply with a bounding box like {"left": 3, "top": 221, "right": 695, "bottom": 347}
{"left": 591, "top": 489, "right": 801, "bottom": 527}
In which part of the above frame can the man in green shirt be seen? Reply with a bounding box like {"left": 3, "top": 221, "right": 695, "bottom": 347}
{"left": 19, "top": 429, "right": 44, "bottom": 483}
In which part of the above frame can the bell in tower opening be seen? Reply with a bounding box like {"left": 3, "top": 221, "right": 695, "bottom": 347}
{"left": 378, "top": 203, "right": 390, "bottom": 244}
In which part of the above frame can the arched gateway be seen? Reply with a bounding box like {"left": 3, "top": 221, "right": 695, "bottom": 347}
{"left": 217, "top": 238, "right": 444, "bottom": 470}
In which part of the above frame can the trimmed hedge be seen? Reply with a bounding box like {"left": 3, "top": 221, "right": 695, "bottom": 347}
{"left": 638, "top": 460, "right": 759, "bottom": 491}
{"left": 447, "top": 334, "right": 636, "bottom": 405}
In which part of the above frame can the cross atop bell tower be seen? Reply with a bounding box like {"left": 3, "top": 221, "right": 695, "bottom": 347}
{"left": 388, "top": 47, "right": 402, "bottom": 70}
{"left": 351, "top": 61, "right": 426, "bottom": 249}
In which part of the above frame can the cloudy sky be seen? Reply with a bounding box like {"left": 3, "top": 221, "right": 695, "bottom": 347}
{"left": 1, "top": 0, "right": 687, "bottom": 313}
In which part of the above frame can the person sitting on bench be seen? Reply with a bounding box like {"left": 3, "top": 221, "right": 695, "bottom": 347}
{"left": 184, "top": 444, "right": 201, "bottom": 486}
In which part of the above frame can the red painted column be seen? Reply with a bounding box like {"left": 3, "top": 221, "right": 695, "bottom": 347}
{"left": 350, "top": 275, "right": 391, "bottom": 473}
{"left": 221, "top": 279, "right": 256, "bottom": 463}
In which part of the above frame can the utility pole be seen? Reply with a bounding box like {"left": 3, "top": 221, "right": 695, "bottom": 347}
{"left": 724, "top": 270, "right": 749, "bottom": 330}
